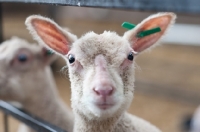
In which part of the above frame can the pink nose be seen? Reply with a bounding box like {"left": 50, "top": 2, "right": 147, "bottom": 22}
{"left": 93, "top": 86, "right": 114, "bottom": 96}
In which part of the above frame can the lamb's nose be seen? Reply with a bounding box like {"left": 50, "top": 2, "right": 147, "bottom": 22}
{"left": 93, "top": 86, "right": 114, "bottom": 96}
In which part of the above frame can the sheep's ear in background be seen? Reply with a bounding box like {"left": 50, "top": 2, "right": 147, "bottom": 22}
{"left": 123, "top": 12, "right": 176, "bottom": 54}
{"left": 25, "top": 15, "right": 77, "bottom": 56}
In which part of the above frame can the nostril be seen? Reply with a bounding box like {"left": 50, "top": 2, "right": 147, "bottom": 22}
{"left": 93, "top": 87, "right": 114, "bottom": 96}
{"left": 93, "top": 88, "right": 100, "bottom": 95}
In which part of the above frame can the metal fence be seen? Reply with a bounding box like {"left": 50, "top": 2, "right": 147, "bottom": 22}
{"left": 0, "top": 101, "right": 66, "bottom": 132}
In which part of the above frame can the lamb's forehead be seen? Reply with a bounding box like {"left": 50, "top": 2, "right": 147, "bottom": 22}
{"left": 71, "top": 31, "right": 131, "bottom": 58}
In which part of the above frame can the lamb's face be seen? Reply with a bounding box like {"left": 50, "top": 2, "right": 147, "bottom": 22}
{"left": 0, "top": 37, "right": 54, "bottom": 102}
{"left": 66, "top": 32, "right": 135, "bottom": 119}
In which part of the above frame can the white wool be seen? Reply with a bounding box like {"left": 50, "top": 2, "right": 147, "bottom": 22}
{"left": 0, "top": 37, "right": 74, "bottom": 132}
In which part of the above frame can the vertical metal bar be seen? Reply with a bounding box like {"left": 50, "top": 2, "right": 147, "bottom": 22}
{"left": 0, "top": 4, "right": 6, "bottom": 132}
{"left": 0, "top": 3, "right": 3, "bottom": 43}
{"left": 3, "top": 114, "right": 9, "bottom": 132}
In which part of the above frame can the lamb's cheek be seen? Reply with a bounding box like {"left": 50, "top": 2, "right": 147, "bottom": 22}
{"left": 106, "top": 68, "right": 123, "bottom": 98}
{"left": 82, "top": 69, "right": 95, "bottom": 100}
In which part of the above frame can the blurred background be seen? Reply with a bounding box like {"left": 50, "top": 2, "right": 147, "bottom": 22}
{"left": 0, "top": 3, "right": 200, "bottom": 132}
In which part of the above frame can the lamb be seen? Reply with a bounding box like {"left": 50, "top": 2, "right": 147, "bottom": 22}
{"left": 0, "top": 37, "right": 74, "bottom": 132}
{"left": 25, "top": 12, "right": 176, "bottom": 132}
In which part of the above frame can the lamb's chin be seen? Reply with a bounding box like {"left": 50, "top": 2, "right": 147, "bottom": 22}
{"left": 80, "top": 96, "right": 122, "bottom": 119}
{"left": 87, "top": 103, "right": 121, "bottom": 119}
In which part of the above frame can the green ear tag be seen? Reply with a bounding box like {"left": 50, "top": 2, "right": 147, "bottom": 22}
{"left": 137, "top": 27, "right": 161, "bottom": 38}
{"left": 47, "top": 50, "right": 54, "bottom": 55}
{"left": 121, "top": 22, "right": 136, "bottom": 30}
{"left": 121, "top": 22, "right": 161, "bottom": 38}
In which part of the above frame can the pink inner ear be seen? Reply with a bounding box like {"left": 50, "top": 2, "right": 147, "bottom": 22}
{"left": 133, "top": 15, "right": 172, "bottom": 52}
{"left": 32, "top": 19, "right": 69, "bottom": 55}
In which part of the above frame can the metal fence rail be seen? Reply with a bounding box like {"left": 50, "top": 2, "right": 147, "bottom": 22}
{"left": 0, "top": 101, "right": 66, "bottom": 132}
{"left": 1, "top": 0, "right": 200, "bottom": 14}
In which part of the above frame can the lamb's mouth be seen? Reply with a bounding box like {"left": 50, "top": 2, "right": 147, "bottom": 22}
{"left": 96, "top": 103, "right": 114, "bottom": 110}
{"left": 93, "top": 96, "right": 116, "bottom": 110}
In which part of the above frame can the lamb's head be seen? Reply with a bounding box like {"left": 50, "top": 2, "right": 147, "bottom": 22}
{"left": 0, "top": 37, "right": 56, "bottom": 102}
{"left": 25, "top": 13, "right": 176, "bottom": 120}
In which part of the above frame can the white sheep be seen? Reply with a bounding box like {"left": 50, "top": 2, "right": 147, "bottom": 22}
{"left": 0, "top": 37, "right": 74, "bottom": 132}
{"left": 25, "top": 12, "right": 176, "bottom": 132}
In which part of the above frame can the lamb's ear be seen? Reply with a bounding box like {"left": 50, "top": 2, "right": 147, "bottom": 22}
{"left": 25, "top": 15, "right": 77, "bottom": 56}
{"left": 123, "top": 12, "right": 176, "bottom": 53}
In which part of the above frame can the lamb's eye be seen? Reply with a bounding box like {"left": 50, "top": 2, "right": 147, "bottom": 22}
{"left": 127, "top": 52, "right": 134, "bottom": 61}
{"left": 68, "top": 54, "right": 75, "bottom": 64}
{"left": 18, "top": 54, "right": 28, "bottom": 62}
